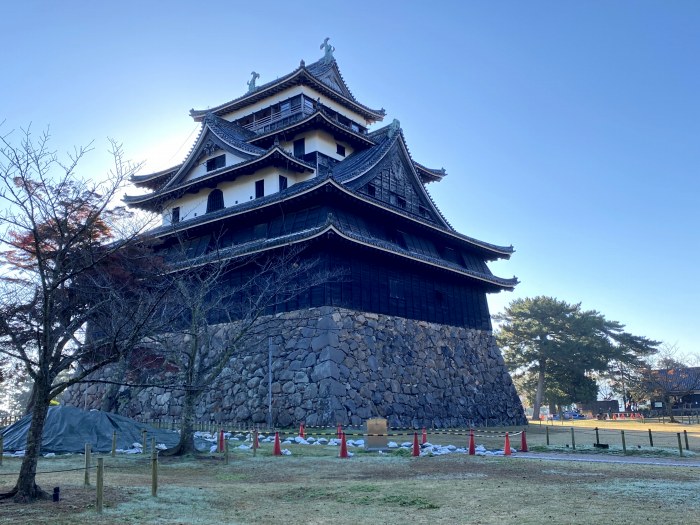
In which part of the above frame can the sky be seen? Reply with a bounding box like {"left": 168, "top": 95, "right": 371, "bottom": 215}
{"left": 2, "top": 1, "right": 698, "bottom": 357}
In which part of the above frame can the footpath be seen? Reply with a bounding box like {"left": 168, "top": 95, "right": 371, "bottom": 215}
{"left": 514, "top": 451, "right": 700, "bottom": 468}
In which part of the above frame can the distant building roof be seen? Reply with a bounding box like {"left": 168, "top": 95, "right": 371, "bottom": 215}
{"left": 650, "top": 367, "right": 700, "bottom": 393}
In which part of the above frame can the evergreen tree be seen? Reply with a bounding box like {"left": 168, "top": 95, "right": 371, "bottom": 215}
{"left": 495, "top": 296, "right": 659, "bottom": 419}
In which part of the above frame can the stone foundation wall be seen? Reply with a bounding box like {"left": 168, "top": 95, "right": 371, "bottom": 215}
{"left": 63, "top": 307, "right": 526, "bottom": 428}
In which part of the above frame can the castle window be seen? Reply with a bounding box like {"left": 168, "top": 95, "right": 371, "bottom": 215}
{"left": 294, "top": 138, "right": 305, "bottom": 158}
{"left": 350, "top": 122, "right": 360, "bottom": 133}
{"left": 279, "top": 175, "right": 288, "bottom": 191}
{"left": 255, "top": 179, "right": 265, "bottom": 199}
{"left": 389, "top": 278, "right": 400, "bottom": 299}
{"left": 171, "top": 207, "right": 180, "bottom": 224}
{"left": 206, "top": 154, "right": 225, "bottom": 172}
{"left": 336, "top": 144, "right": 346, "bottom": 157}
{"left": 367, "top": 183, "right": 376, "bottom": 197}
{"left": 397, "top": 196, "right": 406, "bottom": 209}
{"left": 206, "top": 189, "right": 224, "bottom": 213}
{"left": 419, "top": 205, "right": 430, "bottom": 218}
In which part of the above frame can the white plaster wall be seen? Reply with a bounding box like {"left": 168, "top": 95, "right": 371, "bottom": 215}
{"left": 220, "top": 86, "right": 369, "bottom": 127}
{"left": 162, "top": 166, "right": 315, "bottom": 226}
{"left": 280, "top": 130, "right": 354, "bottom": 161}
{"left": 184, "top": 151, "right": 247, "bottom": 183}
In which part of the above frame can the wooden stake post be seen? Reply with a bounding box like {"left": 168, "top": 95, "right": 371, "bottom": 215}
{"left": 151, "top": 447, "right": 158, "bottom": 497}
{"left": 84, "top": 443, "right": 91, "bottom": 486}
{"left": 96, "top": 457, "right": 104, "bottom": 513}
{"left": 621, "top": 430, "right": 627, "bottom": 455}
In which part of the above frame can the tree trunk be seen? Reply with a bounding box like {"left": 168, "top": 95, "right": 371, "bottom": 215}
{"left": 100, "top": 358, "right": 129, "bottom": 413}
{"left": 3, "top": 388, "right": 51, "bottom": 502}
{"left": 532, "top": 361, "right": 546, "bottom": 420}
{"left": 24, "top": 383, "right": 38, "bottom": 416}
{"left": 166, "top": 388, "right": 198, "bottom": 456}
{"left": 665, "top": 395, "right": 677, "bottom": 423}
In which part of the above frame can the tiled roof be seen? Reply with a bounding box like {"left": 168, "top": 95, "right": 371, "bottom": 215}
{"left": 124, "top": 145, "right": 316, "bottom": 209}
{"left": 651, "top": 368, "right": 700, "bottom": 393}
{"left": 189, "top": 58, "right": 385, "bottom": 122}
{"left": 202, "top": 114, "right": 265, "bottom": 156}
{"left": 414, "top": 161, "right": 447, "bottom": 182}
{"left": 144, "top": 173, "right": 330, "bottom": 235}
{"left": 166, "top": 208, "right": 517, "bottom": 290}
{"left": 204, "top": 114, "right": 262, "bottom": 154}
{"left": 249, "top": 108, "right": 375, "bottom": 149}
{"left": 332, "top": 125, "right": 397, "bottom": 184}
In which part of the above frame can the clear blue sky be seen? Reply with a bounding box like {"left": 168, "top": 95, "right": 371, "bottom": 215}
{"left": 2, "top": 1, "right": 698, "bottom": 356}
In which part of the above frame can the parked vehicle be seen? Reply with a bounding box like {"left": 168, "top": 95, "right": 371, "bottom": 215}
{"left": 548, "top": 410, "right": 586, "bottom": 421}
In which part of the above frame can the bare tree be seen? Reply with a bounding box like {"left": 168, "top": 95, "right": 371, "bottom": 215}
{"left": 636, "top": 344, "right": 700, "bottom": 422}
{"left": 0, "top": 126, "right": 168, "bottom": 502}
{"left": 142, "top": 243, "right": 335, "bottom": 456}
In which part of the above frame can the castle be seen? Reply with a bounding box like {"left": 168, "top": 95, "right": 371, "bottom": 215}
{"left": 65, "top": 43, "right": 526, "bottom": 428}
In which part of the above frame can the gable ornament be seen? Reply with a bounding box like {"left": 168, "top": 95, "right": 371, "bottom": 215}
{"left": 388, "top": 119, "right": 401, "bottom": 138}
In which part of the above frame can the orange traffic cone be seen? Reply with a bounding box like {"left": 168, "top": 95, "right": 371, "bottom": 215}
{"left": 337, "top": 423, "right": 342, "bottom": 439}
{"left": 299, "top": 423, "right": 305, "bottom": 439}
{"left": 412, "top": 431, "right": 420, "bottom": 457}
{"left": 504, "top": 432, "right": 511, "bottom": 456}
{"left": 218, "top": 429, "right": 225, "bottom": 453}
{"left": 520, "top": 430, "right": 528, "bottom": 452}
{"left": 339, "top": 432, "right": 349, "bottom": 458}
{"left": 273, "top": 431, "right": 282, "bottom": 456}
{"left": 468, "top": 429, "right": 476, "bottom": 455}
{"left": 421, "top": 427, "right": 427, "bottom": 445}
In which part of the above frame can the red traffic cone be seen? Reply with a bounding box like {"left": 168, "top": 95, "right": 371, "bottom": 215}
{"left": 468, "top": 430, "right": 476, "bottom": 455}
{"left": 337, "top": 423, "right": 342, "bottom": 439}
{"left": 421, "top": 427, "right": 427, "bottom": 445}
{"left": 520, "top": 430, "right": 528, "bottom": 452}
{"left": 504, "top": 432, "right": 511, "bottom": 456}
{"left": 299, "top": 423, "right": 305, "bottom": 439}
{"left": 273, "top": 431, "right": 282, "bottom": 456}
{"left": 218, "top": 429, "right": 225, "bottom": 453}
{"left": 412, "top": 431, "right": 420, "bottom": 457}
{"left": 339, "top": 432, "right": 349, "bottom": 458}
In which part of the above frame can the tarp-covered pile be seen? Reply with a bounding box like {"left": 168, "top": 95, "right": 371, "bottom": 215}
{"left": 1, "top": 405, "right": 180, "bottom": 453}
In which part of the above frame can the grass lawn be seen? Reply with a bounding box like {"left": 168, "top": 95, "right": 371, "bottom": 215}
{"left": 2, "top": 431, "right": 700, "bottom": 524}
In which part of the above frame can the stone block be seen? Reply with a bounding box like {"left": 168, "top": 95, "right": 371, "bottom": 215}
{"left": 311, "top": 360, "right": 340, "bottom": 382}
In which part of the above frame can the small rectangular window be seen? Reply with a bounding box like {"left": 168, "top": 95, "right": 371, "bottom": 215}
{"left": 293, "top": 138, "right": 305, "bottom": 158}
{"left": 350, "top": 123, "right": 360, "bottom": 133}
{"left": 389, "top": 278, "right": 400, "bottom": 299}
{"left": 279, "top": 175, "right": 288, "bottom": 191}
{"left": 336, "top": 144, "right": 346, "bottom": 157}
{"left": 171, "top": 207, "right": 180, "bottom": 224}
{"left": 367, "top": 184, "right": 376, "bottom": 197}
{"left": 206, "top": 154, "right": 225, "bottom": 172}
{"left": 255, "top": 179, "right": 264, "bottom": 199}
{"left": 397, "top": 196, "right": 406, "bottom": 209}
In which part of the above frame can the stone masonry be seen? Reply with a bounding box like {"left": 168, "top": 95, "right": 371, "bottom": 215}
{"left": 63, "top": 306, "right": 526, "bottom": 428}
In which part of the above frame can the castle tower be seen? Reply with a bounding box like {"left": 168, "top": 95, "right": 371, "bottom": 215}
{"left": 70, "top": 45, "right": 525, "bottom": 427}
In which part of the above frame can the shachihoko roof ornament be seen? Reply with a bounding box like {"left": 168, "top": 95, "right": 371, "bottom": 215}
{"left": 320, "top": 37, "right": 335, "bottom": 64}
{"left": 247, "top": 71, "right": 260, "bottom": 93}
